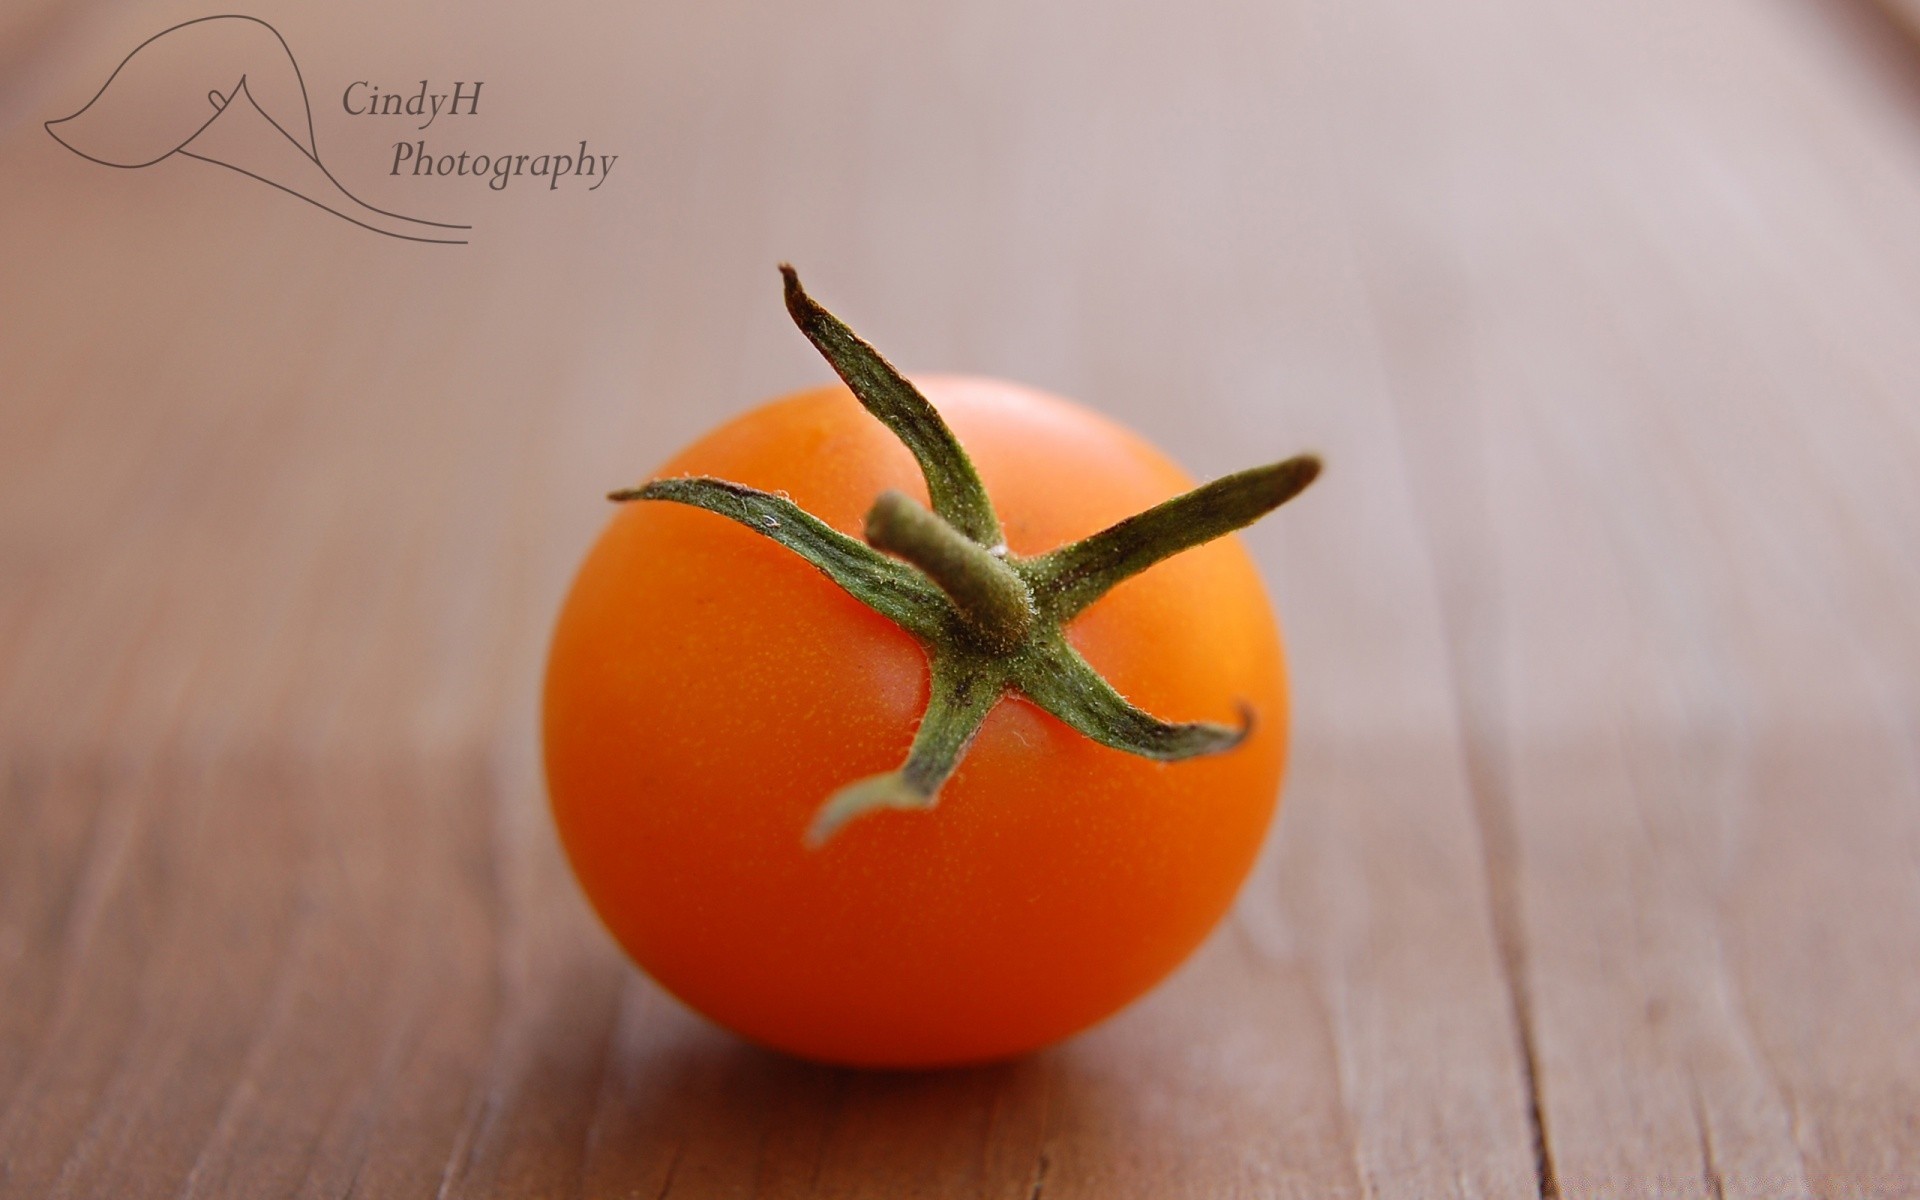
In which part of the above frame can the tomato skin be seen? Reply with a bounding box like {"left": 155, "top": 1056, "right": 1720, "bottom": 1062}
{"left": 543, "top": 377, "right": 1288, "bottom": 1067}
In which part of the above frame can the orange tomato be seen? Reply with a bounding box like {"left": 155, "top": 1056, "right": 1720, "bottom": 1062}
{"left": 543, "top": 376, "right": 1288, "bottom": 1067}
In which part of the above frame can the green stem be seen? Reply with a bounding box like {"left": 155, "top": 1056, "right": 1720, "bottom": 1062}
{"left": 611, "top": 268, "right": 1321, "bottom": 845}
{"left": 1012, "top": 631, "right": 1250, "bottom": 759}
{"left": 616, "top": 476, "right": 949, "bottom": 641}
{"left": 864, "top": 490, "right": 1033, "bottom": 652}
{"left": 1022, "top": 455, "right": 1322, "bottom": 621}
{"left": 806, "top": 654, "right": 1005, "bottom": 847}
{"left": 780, "top": 266, "right": 1005, "bottom": 549}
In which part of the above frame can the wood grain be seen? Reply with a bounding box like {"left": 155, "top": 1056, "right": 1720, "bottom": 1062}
{"left": 2, "top": 0, "right": 1917, "bottom": 1195}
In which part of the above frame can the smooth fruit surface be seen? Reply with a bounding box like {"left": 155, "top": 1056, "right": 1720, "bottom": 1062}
{"left": 543, "top": 376, "right": 1287, "bottom": 1067}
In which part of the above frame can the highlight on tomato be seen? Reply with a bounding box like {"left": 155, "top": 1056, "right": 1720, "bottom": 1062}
{"left": 543, "top": 267, "right": 1319, "bottom": 1067}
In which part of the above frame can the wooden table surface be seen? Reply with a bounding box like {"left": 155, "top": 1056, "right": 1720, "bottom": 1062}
{"left": 4, "top": 0, "right": 1919, "bottom": 1195}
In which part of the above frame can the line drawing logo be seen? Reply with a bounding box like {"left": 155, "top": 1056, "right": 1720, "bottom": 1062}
{"left": 45, "top": 15, "right": 470, "bottom": 244}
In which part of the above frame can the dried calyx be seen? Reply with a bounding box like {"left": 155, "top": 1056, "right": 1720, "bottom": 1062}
{"left": 611, "top": 266, "right": 1320, "bottom": 846}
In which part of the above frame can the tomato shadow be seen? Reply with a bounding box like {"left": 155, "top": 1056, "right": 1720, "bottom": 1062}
{"left": 579, "top": 984, "right": 1058, "bottom": 1195}
{"left": 544, "top": 925, "right": 1341, "bottom": 1192}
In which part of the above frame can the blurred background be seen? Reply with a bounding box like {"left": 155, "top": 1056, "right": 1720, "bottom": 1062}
{"left": 2, "top": 0, "right": 1917, "bottom": 1195}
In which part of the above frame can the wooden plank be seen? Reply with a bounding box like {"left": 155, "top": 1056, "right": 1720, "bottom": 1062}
{"left": 3, "top": 0, "right": 1918, "bottom": 1192}
{"left": 0, "top": 760, "right": 503, "bottom": 1198}
{"left": 0, "top": 2, "right": 1536, "bottom": 1195}
{"left": 1309, "top": 0, "right": 1920, "bottom": 1192}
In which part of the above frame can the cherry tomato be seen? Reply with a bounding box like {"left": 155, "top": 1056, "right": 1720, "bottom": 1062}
{"left": 544, "top": 375, "right": 1289, "bottom": 1067}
